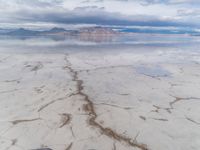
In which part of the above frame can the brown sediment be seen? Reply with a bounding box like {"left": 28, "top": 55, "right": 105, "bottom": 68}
{"left": 59, "top": 113, "right": 72, "bottom": 128}
{"left": 11, "top": 118, "right": 41, "bottom": 125}
{"left": 63, "top": 55, "right": 149, "bottom": 150}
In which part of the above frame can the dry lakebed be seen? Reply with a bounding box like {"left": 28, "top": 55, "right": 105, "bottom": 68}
{"left": 0, "top": 35, "right": 200, "bottom": 150}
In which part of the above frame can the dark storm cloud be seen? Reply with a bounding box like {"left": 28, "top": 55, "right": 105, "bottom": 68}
{"left": 13, "top": 8, "right": 192, "bottom": 27}
{"left": 0, "top": 0, "right": 199, "bottom": 28}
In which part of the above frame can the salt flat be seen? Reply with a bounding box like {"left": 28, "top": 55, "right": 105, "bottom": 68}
{"left": 0, "top": 38, "right": 200, "bottom": 150}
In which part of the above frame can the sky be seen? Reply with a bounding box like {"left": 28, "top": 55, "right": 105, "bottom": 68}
{"left": 0, "top": 0, "right": 199, "bottom": 29}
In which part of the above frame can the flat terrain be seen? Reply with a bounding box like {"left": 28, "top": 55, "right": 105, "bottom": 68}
{"left": 0, "top": 40, "right": 200, "bottom": 150}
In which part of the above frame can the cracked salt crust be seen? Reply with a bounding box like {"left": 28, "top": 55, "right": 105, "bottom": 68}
{"left": 0, "top": 43, "right": 200, "bottom": 150}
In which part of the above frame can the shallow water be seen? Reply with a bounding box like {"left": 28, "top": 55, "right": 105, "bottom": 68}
{"left": 136, "top": 65, "right": 172, "bottom": 77}
{"left": 0, "top": 33, "right": 200, "bottom": 52}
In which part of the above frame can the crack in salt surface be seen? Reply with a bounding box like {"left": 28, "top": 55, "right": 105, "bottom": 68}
{"left": 63, "top": 54, "right": 149, "bottom": 150}
{"left": 94, "top": 102, "right": 134, "bottom": 110}
{"left": 38, "top": 96, "right": 69, "bottom": 112}
{"left": 185, "top": 116, "right": 200, "bottom": 125}
{"left": 65, "top": 142, "right": 73, "bottom": 150}
{"left": 10, "top": 118, "right": 41, "bottom": 125}
{"left": 152, "top": 95, "right": 200, "bottom": 114}
{"left": 169, "top": 96, "right": 200, "bottom": 109}
{"left": 0, "top": 89, "right": 18, "bottom": 94}
{"left": 59, "top": 113, "right": 72, "bottom": 128}
{"left": 78, "top": 65, "right": 133, "bottom": 73}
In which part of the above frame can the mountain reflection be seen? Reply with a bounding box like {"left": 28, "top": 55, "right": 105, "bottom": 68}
{"left": 0, "top": 34, "right": 116, "bottom": 43}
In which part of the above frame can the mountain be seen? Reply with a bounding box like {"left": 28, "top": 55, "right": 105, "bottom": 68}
{"left": 79, "top": 26, "right": 117, "bottom": 35}
{"left": 1, "top": 27, "right": 118, "bottom": 36}
{"left": 41, "top": 27, "right": 67, "bottom": 35}
{"left": 0, "top": 28, "right": 12, "bottom": 34}
{"left": 6, "top": 28, "right": 40, "bottom": 36}
{"left": 5, "top": 28, "right": 67, "bottom": 36}
{"left": 115, "top": 27, "right": 198, "bottom": 35}
{"left": 1, "top": 26, "right": 200, "bottom": 36}
{"left": 48, "top": 27, "right": 66, "bottom": 33}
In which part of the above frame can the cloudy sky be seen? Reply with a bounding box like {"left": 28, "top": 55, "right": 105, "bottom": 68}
{"left": 0, "top": 0, "right": 199, "bottom": 29}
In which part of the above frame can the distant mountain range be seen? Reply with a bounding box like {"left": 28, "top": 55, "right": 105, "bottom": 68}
{"left": 1, "top": 27, "right": 118, "bottom": 36}
{"left": 117, "top": 28, "right": 198, "bottom": 35}
{"left": 0, "top": 26, "right": 199, "bottom": 36}
{"left": 115, "top": 27, "right": 200, "bottom": 35}
{"left": 0, "top": 28, "right": 13, "bottom": 34}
